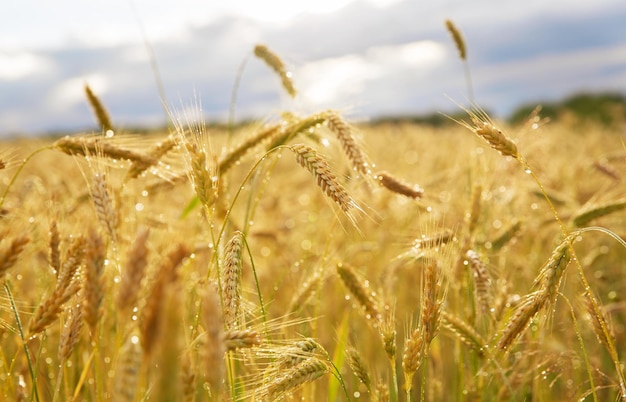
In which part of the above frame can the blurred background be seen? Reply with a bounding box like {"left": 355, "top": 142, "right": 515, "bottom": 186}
{"left": 1, "top": 0, "right": 625, "bottom": 137}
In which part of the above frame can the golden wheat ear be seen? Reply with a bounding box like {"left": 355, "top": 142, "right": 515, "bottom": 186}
{"left": 84, "top": 84, "right": 114, "bottom": 132}
{"left": 254, "top": 44, "right": 297, "bottom": 97}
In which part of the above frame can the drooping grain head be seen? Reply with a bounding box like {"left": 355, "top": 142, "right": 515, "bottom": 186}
{"left": 375, "top": 171, "right": 424, "bottom": 199}
{"left": 290, "top": 144, "right": 361, "bottom": 221}
{"left": 496, "top": 292, "right": 545, "bottom": 351}
{"left": 264, "top": 358, "right": 329, "bottom": 399}
{"left": 462, "top": 109, "right": 519, "bottom": 159}
{"left": 325, "top": 111, "right": 371, "bottom": 175}
{"left": 254, "top": 44, "right": 297, "bottom": 97}
{"left": 0, "top": 236, "right": 30, "bottom": 277}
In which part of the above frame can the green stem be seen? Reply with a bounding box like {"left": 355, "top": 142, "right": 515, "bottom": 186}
{"left": 4, "top": 280, "right": 41, "bottom": 402}
{"left": 0, "top": 146, "right": 52, "bottom": 209}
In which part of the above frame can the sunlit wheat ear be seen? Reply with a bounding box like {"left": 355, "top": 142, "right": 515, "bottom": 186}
{"left": 375, "top": 380, "right": 390, "bottom": 402}
{"left": 275, "top": 337, "right": 325, "bottom": 369}
{"left": 379, "top": 308, "right": 397, "bottom": 361}
{"left": 571, "top": 198, "right": 626, "bottom": 227}
{"left": 441, "top": 311, "right": 487, "bottom": 356}
{"left": 29, "top": 236, "right": 84, "bottom": 336}
{"left": 84, "top": 84, "right": 113, "bottom": 132}
{"left": 465, "top": 249, "right": 491, "bottom": 316}
{"left": 114, "top": 331, "right": 143, "bottom": 402}
{"left": 264, "top": 358, "right": 329, "bottom": 399}
{"left": 223, "top": 329, "right": 261, "bottom": 351}
{"left": 337, "top": 262, "right": 381, "bottom": 321}
{"left": 346, "top": 346, "right": 372, "bottom": 392}
{"left": 140, "top": 243, "right": 188, "bottom": 357}
{"left": 325, "top": 111, "right": 371, "bottom": 175}
{"left": 90, "top": 171, "right": 118, "bottom": 244}
{"left": 201, "top": 284, "right": 225, "bottom": 399}
{"left": 496, "top": 291, "right": 545, "bottom": 351}
{"left": 290, "top": 144, "right": 362, "bottom": 221}
{"left": 459, "top": 107, "right": 519, "bottom": 159}
{"left": 58, "top": 301, "right": 83, "bottom": 361}
{"left": 254, "top": 43, "right": 297, "bottom": 97}
{"left": 375, "top": 171, "right": 424, "bottom": 199}
{"left": 0, "top": 235, "right": 30, "bottom": 277}
{"left": 117, "top": 228, "right": 149, "bottom": 314}
{"left": 126, "top": 134, "right": 178, "bottom": 180}
{"left": 403, "top": 261, "right": 443, "bottom": 393}
{"left": 48, "top": 221, "right": 61, "bottom": 275}
{"left": 222, "top": 231, "right": 243, "bottom": 330}
{"left": 82, "top": 230, "right": 105, "bottom": 337}
{"left": 533, "top": 235, "right": 573, "bottom": 306}
{"left": 54, "top": 135, "right": 156, "bottom": 166}
{"left": 584, "top": 294, "right": 616, "bottom": 352}
{"left": 444, "top": 20, "right": 466, "bottom": 60}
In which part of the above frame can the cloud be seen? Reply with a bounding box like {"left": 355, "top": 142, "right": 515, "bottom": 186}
{"left": 0, "top": 52, "right": 55, "bottom": 81}
{"left": 0, "top": 0, "right": 625, "bottom": 136}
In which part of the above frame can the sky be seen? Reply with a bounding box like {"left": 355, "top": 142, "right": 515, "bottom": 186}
{"left": 1, "top": 0, "right": 625, "bottom": 136}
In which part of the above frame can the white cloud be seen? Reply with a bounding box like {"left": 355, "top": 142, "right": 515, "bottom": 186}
{"left": 47, "top": 74, "right": 110, "bottom": 111}
{"left": 0, "top": 52, "right": 54, "bottom": 81}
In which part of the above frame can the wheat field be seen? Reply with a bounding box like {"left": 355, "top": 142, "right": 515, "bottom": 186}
{"left": 1, "top": 38, "right": 625, "bottom": 402}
